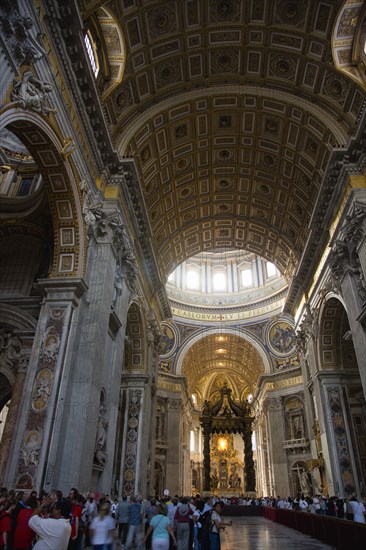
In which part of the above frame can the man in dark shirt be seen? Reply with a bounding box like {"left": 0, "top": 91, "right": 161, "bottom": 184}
{"left": 116, "top": 496, "right": 130, "bottom": 547}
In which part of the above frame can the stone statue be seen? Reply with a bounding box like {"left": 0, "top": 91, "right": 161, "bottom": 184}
{"left": 0, "top": 329, "right": 22, "bottom": 371}
{"left": 95, "top": 404, "right": 108, "bottom": 466}
{"left": 0, "top": 7, "right": 47, "bottom": 66}
{"left": 210, "top": 467, "right": 219, "bottom": 490}
{"left": 229, "top": 464, "right": 241, "bottom": 488}
{"left": 218, "top": 459, "right": 228, "bottom": 489}
{"left": 112, "top": 264, "right": 123, "bottom": 307}
{"left": 202, "top": 400, "right": 211, "bottom": 415}
{"left": 299, "top": 469, "right": 311, "bottom": 494}
{"left": 12, "top": 71, "right": 56, "bottom": 115}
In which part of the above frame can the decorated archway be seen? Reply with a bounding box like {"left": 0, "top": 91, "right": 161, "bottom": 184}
{"left": 0, "top": 109, "right": 86, "bottom": 278}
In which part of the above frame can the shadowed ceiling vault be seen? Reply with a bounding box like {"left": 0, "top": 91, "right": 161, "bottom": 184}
{"left": 87, "top": 0, "right": 365, "bottom": 285}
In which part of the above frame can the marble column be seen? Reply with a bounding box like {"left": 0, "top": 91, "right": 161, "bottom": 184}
{"left": 243, "top": 425, "right": 255, "bottom": 492}
{"left": 0, "top": 348, "right": 30, "bottom": 486}
{"left": 165, "top": 398, "right": 182, "bottom": 496}
{"left": 202, "top": 422, "right": 211, "bottom": 492}
{"left": 182, "top": 406, "right": 192, "bottom": 496}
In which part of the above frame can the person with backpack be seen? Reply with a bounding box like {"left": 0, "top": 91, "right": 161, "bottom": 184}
{"left": 199, "top": 497, "right": 212, "bottom": 550}
{"left": 209, "top": 501, "right": 232, "bottom": 550}
{"left": 192, "top": 500, "right": 205, "bottom": 550}
{"left": 173, "top": 498, "right": 192, "bottom": 550}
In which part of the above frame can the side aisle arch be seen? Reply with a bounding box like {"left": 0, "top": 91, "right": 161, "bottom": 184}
{"left": 0, "top": 109, "right": 86, "bottom": 278}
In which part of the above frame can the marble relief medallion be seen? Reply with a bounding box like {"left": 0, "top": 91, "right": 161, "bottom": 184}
{"left": 32, "top": 369, "right": 52, "bottom": 411}
{"left": 20, "top": 429, "right": 42, "bottom": 466}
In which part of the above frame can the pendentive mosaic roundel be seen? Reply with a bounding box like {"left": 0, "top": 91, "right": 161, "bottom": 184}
{"left": 160, "top": 322, "right": 178, "bottom": 358}
{"left": 267, "top": 321, "right": 296, "bottom": 355}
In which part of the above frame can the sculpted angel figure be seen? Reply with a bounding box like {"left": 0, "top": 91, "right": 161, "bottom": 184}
{"left": 12, "top": 71, "right": 56, "bottom": 115}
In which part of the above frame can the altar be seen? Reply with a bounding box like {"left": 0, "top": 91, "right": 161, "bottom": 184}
{"left": 200, "top": 384, "right": 256, "bottom": 493}
{"left": 210, "top": 433, "right": 244, "bottom": 494}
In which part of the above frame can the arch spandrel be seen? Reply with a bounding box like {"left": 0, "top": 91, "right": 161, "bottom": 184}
{"left": 0, "top": 111, "right": 87, "bottom": 279}
{"left": 318, "top": 296, "right": 358, "bottom": 372}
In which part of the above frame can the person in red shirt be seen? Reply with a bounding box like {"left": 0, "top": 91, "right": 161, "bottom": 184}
{"left": 68, "top": 493, "right": 83, "bottom": 550}
{"left": 0, "top": 500, "right": 15, "bottom": 550}
{"left": 13, "top": 496, "right": 38, "bottom": 550}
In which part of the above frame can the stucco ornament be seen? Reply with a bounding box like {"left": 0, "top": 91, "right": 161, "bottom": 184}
{"left": 12, "top": 71, "right": 57, "bottom": 115}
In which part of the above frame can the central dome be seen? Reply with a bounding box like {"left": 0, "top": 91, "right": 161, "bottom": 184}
{"left": 166, "top": 249, "right": 287, "bottom": 323}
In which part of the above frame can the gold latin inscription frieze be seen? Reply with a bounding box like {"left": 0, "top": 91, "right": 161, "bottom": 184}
{"left": 158, "top": 380, "right": 181, "bottom": 392}
{"left": 265, "top": 376, "right": 303, "bottom": 391}
{"left": 171, "top": 298, "right": 284, "bottom": 322}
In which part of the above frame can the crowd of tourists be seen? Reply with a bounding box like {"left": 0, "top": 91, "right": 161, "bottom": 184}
{"left": 251, "top": 493, "right": 366, "bottom": 521}
{"left": 0, "top": 486, "right": 365, "bottom": 550}
{"left": 0, "top": 488, "right": 232, "bottom": 550}
{"left": 211, "top": 493, "right": 366, "bottom": 522}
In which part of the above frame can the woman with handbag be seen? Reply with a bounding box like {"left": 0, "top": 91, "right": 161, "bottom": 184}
{"left": 144, "top": 503, "right": 177, "bottom": 550}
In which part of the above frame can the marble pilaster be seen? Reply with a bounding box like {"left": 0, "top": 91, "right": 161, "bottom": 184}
{"left": 50, "top": 220, "right": 123, "bottom": 492}
{"left": 165, "top": 398, "right": 182, "bottom": 496}
{"left": 264, "top": 397, "right": 289, "bottom": 497}
{"left": 113, "top": 376, "right": 145, "bottom": 496}
{"left": 3, "top": 279, "right": 87, "bottom": 490}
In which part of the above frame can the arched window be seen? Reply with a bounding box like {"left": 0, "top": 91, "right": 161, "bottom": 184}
{"left": 84, "top": 31, "right": 99, "bottom": 77}
{"left": 213, "top": 271, "right": 226, "bottom": 291}
{"left": 241, "top": 268, "right": 253, "bottom": 287}
{"left": 187, "top": 268, "right": 200, "bottom": 290}
{"left": 266, "top": 261, "right": 277, "bottom": 278}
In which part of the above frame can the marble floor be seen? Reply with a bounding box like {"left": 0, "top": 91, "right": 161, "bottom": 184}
{"left": 220, "top": 516, "right": 335, "bottom": 550}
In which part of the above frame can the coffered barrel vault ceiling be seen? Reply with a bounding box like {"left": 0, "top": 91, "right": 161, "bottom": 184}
{"left": 93, "top": 0, "right": 365, "bottom": 282}
{"left": 181, "top": 333, "right": 265, "bottom": 403}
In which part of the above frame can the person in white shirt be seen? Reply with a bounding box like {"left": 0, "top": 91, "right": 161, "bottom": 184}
{"left": 85, "top": 496, "right": 98, "bottom": 521}
{"left": 28, "top": 497, "right": 71, "bottom": 550}
{"left": 167, "top": 496, "right": 179, "bottom": 527}
{"left": 89, "top": 501, "right": 116, "bottom": 549}
{"left": 348, "top": 496, "right": 366, "bottom": 524}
